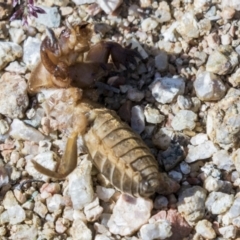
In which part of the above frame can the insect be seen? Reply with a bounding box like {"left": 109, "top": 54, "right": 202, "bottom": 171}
{"left": 29, "top": 22, "right": 179, "bottom": 198}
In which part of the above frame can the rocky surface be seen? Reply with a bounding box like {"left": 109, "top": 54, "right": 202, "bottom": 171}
{"left": 1, "top": 0, "right": 240, "bottom": 239}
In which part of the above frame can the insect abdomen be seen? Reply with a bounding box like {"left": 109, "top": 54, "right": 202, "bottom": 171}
{"left": 84, "top": 109, "right": 160, "bottom": 197}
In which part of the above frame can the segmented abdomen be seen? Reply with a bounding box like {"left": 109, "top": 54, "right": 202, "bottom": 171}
{"left": 84, "top": 109, "right": 160, "bottom": 197}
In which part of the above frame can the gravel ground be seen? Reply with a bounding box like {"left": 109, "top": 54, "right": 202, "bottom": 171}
{"left": 1, "top": 0, "right": 240, "bottom": 239}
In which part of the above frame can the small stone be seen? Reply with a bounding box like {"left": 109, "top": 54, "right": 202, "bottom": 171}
{"left": 221, "top": 7, "right": 235, "bottom": 20}
{"left": 222, "top": 0, "right": 240, "bottom": 11}
{"left": 46, "top": 194, "right": 64, "bottom": 212}
{"left": 131, "top": 105, "right": 145, "bottom": 134}
{"left": 178, "top": 186, "right": 207, "bottom": 226}
{"left": 140, "top": 0, "right": 151, "bottom": 8}
{"left": 11, "top": 225, "right": 37, "bottom": 240}
{"left": 218, "top": 225, "right": 237, "bottom": 239}
{"left": 5, "top": 61, "right": 27, "bottom": 74}
{"left": 177, "top": 95, "right": 192, "bottom": 110}
{"left": 0, "top": 21, "right": 8, "bottom": 39}
{"left": 171, "top": 110, "right": 197, "bottom": 131}
{"left": 34, "top": 5, "right": 61, "bottom": 27}
{"left": 0, "top": 73, "right": 28, "bottom": 118}
{"left": 195, "top": 219, "right": 216, "bottom": 239}
{"left": 127, "top": 88, "right": 144, "bottom": 102}
{"left": 23, "top": 37, "right": 41, "bottom": 70}
{"left": 10, "top": 119, "right": 45, "bottom": 143}
{"left": 228, "top": 197, "right": 240, "bottom": 219}
{"left": 180, "top": 161, "right": 191, "bottom": 174}
{"left": 34, "top": 201, "right": 48, "bottom": 218}
{"left": 97, "top": 0, "right": 123, "bottom": 14}
{"left": 160, "top": 142, "right": 185, "bottom": 171}
{"left": 141, "top": 17, "right": 159, "bottom": 32}
{"left": 140, "top": 220, "right": 172, "bottom": 240}
{"left": 169, "top": 170, "right": 182, "bottom": 183}
{"left": 206, "top": 46, "right": 238, "bottom": 75}
{"left": 203, "top": 176, "right": 224, "bottom": 192}
{"left": 153, "top": 196, "right": 168, "bottom": 210}
{"left": 68, "top": 157, "right": 94, "bottom": 210}
{"left": 229, "top": 68, "right": 240, "bottom": 87}
{"left": 70, "top": 219, "right": 92, "bottom": 240}
{"left": 0, "top": 119, "right": 9, "bottom": 135}
{"left": 84, "top": 197, "right": 103, "bottom": 222}
{"left": 212, "top": 150, "right": 234, "bottom": 171}
{"left": 55, "top": 217, "right": 70, "bottom": 234}
{"left": 185, "top": 140, "right": 218, "bottom": 163}
{"left": 71, "top": 0, "right": 95, "bottom": 4}
{"left": 194, "top": 71, "right": 226, "bottom": 101}
{"left": 152, "top": 127, "right": 174, "bottom": 150}
{"left": 60, "top": 6, "right": 73, "bottom": 16}
{"left": 0, "top": 42, "right": 22, "bottom": 70}
{"left": 96, "top": 186, "right": 115, "bottom": 202}
{"left": 190, "top": 133, "right": 208, "bottom": 145}
{"left": 108, "top": 194, "right": 153, "bottom": 236}
{"left": 144, "top": 104, "right": 165, "bottom": 124}
{"left": 155, "top": 1, "right": 171, "bottom": 23}
{"left": 205, "top": 192, "right": 234, "bottom": 214}
{"left": 9, "top": 27, "right": 26, "bottom": 44}
{"left": 8, "top": 205, "right": 26, "bottom": 224}
{"left": 155, "top": 51, "right": 168, "bottom": 72}
{"left": 2, "top": 191, "right": 18, "bottom": 209}
{"left": 177, "top": 12, "right": 199, "bottom": 39}
{"left": 150, "top": 209, "right": 192, "bottom": 240}
{"left": 150, "top": 76, "right": 185, "bottom": 104}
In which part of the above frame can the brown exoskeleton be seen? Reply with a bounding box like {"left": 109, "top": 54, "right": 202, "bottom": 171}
{"left": 29, "top": 21, "right": 140, "bottom": 93}
{"left": 29, "top": 22, "right": 179, "bottom": 198}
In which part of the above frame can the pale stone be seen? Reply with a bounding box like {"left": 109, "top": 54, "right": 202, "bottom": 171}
{"left": 205, "top": 192, "right": 234, "bottom": 214}
{"left": 34, "top": 201, "right": 48, "bottom": 218}
{"left": 195, "top": 219, "right": 216, "bottom": 239}
{"left": 97, "top": 0, "right": 123, "bottom": 14}
{"left": 0, "top": 42, "right": 22, "bottom": 70}
{"left": 178, "top": 186, "right": 207, "bottom": 226}
{"left": 139, "top": 220, "right": 172, "bottom": 240}
{"left": 71, "top": 0, "right": 95, "bottom": 4}
{"left": 152, "top": 127, "right": 174, "bottom": 150}
{"left": 177, "top": 12, "right": 199, "bottom": 39}
{"left": 141, "top": 17, "right": 159, "bottom": 32}
{"left": 2, "top": 191, "right": 18, "bottom": 209}
{"left": 84, "top": 197, "right": 103, "bottom": 222}
{"left": 218, "top": 225, "right": 237, "bottom": 239}
{"left": 0, "top": 73, "right": 28, "bottom": 118}
{"left": 126, "top": 37, "right": 148, "bottom": 59}
{"left": 206, "top": 46, "right": 238, "bottom": 75}
{"left": 203, "top": 176, "right": 224, "bottom": 192}
{"left": 144, "top": 104, "right": 164, "bottom": 124}
{"left": 212, "top": 150, "right": 234, "bottom": 171}
{"left": 222, "top": 0, "right": 240, "bottom": 11}
{"left": 108, "top": 194, "right": 153, "bottom": 236}
{"left": 194, "top": 71, "right": 226, "bottom": 101}
{"left": 190, "top": 133, "right": 208, "bottom": 146}
{"left": 5, "top": 61, "right": 27, "bottom": 74}
{"left": 9, "top": 27, "right": 26, "bottom": 44}
{"left": 46, "top": 194, "right": 64, "bottom": 212}
{"left": 185, "top": 141, "right": 218, "bottom": 163}
{"left": 68, "top": 157, "right": 94, "bottom": 210}
{"left": 96, "top": 186, "right": 115, "bottom": 202}
{"left": 228, "top": 197, "right": 240, "bottom": 219}
{"left": 8, "top": 205, "right": 26, "bottom": 224}
{"left": 34, "top": 6, "right": 61, "bottom": 27}
{"left": 23, "top": 37, "right": 41, "bottom": 70}
{"left": 177, "top": 95, "right": 192, "bottom": 110}
{"left": 171, "top": 110, "right": 197, "bottom": 131}
{"left": 150, "top": 76, "right": 185, "bottom": 104}
{"left": 70, "top": 219, "right": 92, "bottom": 240}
